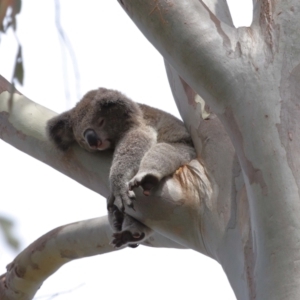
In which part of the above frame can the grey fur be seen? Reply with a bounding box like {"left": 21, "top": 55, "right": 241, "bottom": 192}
{"left": 47, "top": 88, "right": 196, "bottom": 248}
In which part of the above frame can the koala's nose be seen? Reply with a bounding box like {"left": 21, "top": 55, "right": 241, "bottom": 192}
{"left": 84, "top": 129, "right": 101, "bottom": 148}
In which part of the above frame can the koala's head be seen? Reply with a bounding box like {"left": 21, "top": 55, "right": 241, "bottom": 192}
{"left": 47, "top": 88, "right": 142, "bottom": 152}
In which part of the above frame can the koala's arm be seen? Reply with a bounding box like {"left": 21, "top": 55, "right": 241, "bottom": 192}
{"left": 129, "top": 142, "right": 196, "bottom": 195}
{"left": 108, "top": 126, "right": 156, "bottom": 210}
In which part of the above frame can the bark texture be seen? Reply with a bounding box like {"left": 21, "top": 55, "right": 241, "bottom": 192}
{"left": 118, "top": 0, "right": 300, "bottom": 299}
{"left": 0, "top": 215, "right": 185, "bottom": 300}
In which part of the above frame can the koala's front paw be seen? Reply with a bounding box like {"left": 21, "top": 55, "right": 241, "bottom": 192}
{"left": 111, "top": 231, "right": 145, "bottom": 248}
{"left": 107, "top": 188, "right": 136, "bottom": 211}
{"left": 129, "top": 173, "right": 159, "bottom": 196}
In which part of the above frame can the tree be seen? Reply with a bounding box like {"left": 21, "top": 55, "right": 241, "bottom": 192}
{"left": 1, "top": 0, "right": 298, "bottom": 299}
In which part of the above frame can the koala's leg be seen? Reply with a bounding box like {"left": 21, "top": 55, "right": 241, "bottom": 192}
{"left": 108, "top": 204, "right": 124, "bottom": 232}
{"left": 111, "top": 214, "right": 152, "bottom": 248}
{"left": 108, "top": 205, "right": 152, "bottom": 248}
{"left": 129, "top": 143, "right": 196, "bottom": 195}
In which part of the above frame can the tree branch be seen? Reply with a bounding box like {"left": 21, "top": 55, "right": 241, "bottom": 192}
{"left": 0, "top": 75, "right": 111, "bottom": 198}
{"left": 0, "top": 217, "right": 113, "bottom": 300}
{"left": 0, "top": 216, "right": 185, "bottom": 300}
{"left": 118, "top": 0, "right": 241, "bottom": 111}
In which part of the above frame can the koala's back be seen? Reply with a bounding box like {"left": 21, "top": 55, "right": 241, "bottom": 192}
{"left": 138, "top": 103, "right": 193, "bottom": 146}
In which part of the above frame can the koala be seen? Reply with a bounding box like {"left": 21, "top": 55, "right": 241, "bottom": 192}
{"left": 47, "top": 88, "right": 196, "bottom": 248}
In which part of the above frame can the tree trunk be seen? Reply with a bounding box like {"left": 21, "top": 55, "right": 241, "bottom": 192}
{"left": 118, "top": 0, "right": 300, "bottom": 299}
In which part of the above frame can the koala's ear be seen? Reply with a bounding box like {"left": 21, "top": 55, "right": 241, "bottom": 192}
{"left": 46, "top": 111, "right": 75, "bottom": 151}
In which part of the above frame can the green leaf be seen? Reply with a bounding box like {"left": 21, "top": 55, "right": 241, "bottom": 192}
{"left": 0, "top": 215, "right": 20, "bottom": 250}
{"left": 13, "top": 45, "right": 24, "bottom": 85}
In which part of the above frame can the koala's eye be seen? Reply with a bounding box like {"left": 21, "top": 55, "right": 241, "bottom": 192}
{"left": 98, "top": 119, "right": 104, "bottom": 127}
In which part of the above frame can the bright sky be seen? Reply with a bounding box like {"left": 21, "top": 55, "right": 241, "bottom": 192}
{"left": 0, "top": 1, "right": 252, "bottom": 299}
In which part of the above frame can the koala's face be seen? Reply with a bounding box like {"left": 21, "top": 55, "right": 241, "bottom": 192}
{"left": 71, "top": 95, "right": 113, "bottom": 152}
{"left": 47, "top": 88, "right": 140, "bottom": 152}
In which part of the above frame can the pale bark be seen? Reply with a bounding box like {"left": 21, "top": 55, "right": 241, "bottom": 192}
{"left": 0, "top": 217, "right": 114, "bottom": 300}
{"left": 119, "top": 0, "right": 300, "bottom": 299}
{"left": 0, "top": 216, "right": 184, "bottom": 300}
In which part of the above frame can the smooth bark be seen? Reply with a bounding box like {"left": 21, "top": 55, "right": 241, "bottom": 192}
{"left": 0, "top": 216, "right": 184, "bottom": 300}
{"left": 118, "top": 0, "right": 300, "bottom": 299}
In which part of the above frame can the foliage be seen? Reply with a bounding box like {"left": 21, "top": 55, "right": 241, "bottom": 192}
{"left": 0, "top": 216, "right": 19, "bottom": 250}
{"left": 0, "top": 0, "right": 23, "bottom": 85}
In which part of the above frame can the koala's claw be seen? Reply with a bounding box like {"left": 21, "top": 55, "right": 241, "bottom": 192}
{"left": 128, "top": 173, "right": 159, "bottom": 196}
{"left": 109, "top": 189, "right": 136, "bottom": 212}
{"left": 117, "top": 194, "right": 135, "bottom": 211}
{"left": 128, "top": 179, "right": 139, "bottom": 190}
{"left": 111, "top": 231, "right": 145, "bottom": 248}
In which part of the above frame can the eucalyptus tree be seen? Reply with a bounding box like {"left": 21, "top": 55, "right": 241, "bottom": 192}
{"left": 1, "top": 1, "right": 299, "bottom": 299}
